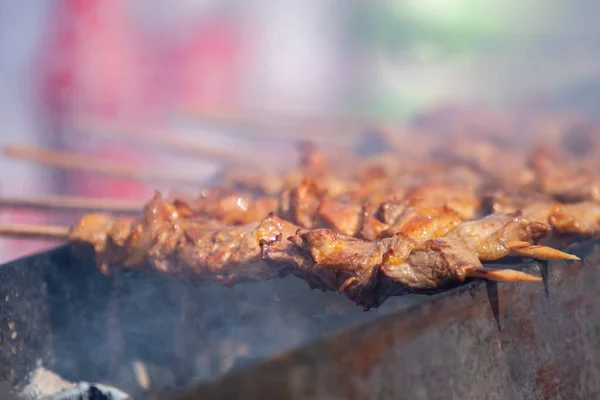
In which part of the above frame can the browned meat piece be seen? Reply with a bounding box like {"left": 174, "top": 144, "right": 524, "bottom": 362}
{"left": 482, "top": 190, "right": 554, "bottom": 214}
{"left": 175, "top": 179, "right": 353, "bottom": 230}
{"left": 382, "top": 205, "right": 464, "bottom": 242}
{"left": 521, "top": 202, "right": 600, "bottom": 237}
{"left": 262, "top": 229, "right": 541, "bottom": 309}
{"left": 482, "top": 193, "right": 569, "bottom": 235}
{"left": 168, "top": 181, "right": 404, "bottom": 240}
{"left": 545, "top": 202, "right": 600, "bottom": 236}
{"left": 276, "top": 180, "right": 374, "bottom": 237}
{"left": 379, "top": 237, "right": 539, "bottom": 289}
{"left": 173, "top": 180, "right": 328, "bottom": 229}
{"left": 269, "top": 229, "right": 391, "bottom": 303}
{"left": 69, "top": 193, "right": 300, "bottom": 284}
{"left": 358, "top": 203, "right": 388, "bottom": 240}
{"left": 316, "top": 197, "right": 363, "bottom": 236}
{"left": 176, "top": 187, "right": 278, "bottom": 225}
{"left": 278, "top": 183, "right": 467, "bottom": 241}
{"left": 446, "top": 213, "right": 578, "bottom": 262}
{"left": 277, "top": 179, "right": 325, "bottom": 229}
{"left": 529, "top": 146, "right": 600, "bottom": 203}
{"left": 178, "top": 214, "right": 299, "bottom": 285}
{"left": 484, "top": 191, "right": 600, "bottom": 236}
{"left": 338, "top": 161, "right": 409, "bottom": 204}
{"left": 69, "top": 213, "right": 134, "bottom": 275}
{"left": 376, "top": 199, "right": 407, "bottom": 226}
{"left": 402, "top": 183, "right": 481, "bottom": 220}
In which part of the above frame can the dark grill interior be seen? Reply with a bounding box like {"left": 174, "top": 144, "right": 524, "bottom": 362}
{"left": 0, "top": 245, "right": 419, "bottom": 399}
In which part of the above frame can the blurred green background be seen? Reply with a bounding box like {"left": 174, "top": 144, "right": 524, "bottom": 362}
{"left": 351, "top": 0, "right": 597, "bottom": 120}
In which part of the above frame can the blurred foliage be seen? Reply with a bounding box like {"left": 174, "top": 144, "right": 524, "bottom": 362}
{"left": 350, "top": 92, "right": 418, "bottom": 122}
{"left": 351, "top": 0, "right": 521, "bottom": 118}
{"left": 355, "top": 0, "right": 511, "bottom": 60}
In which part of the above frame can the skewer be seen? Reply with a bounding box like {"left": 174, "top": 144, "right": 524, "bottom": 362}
{"left": 0, "top": 224, "right": 69, "bottom": 241}
{"left": 4, "top": 144, "right": 203, "bottom": 188}
{"left": 0, "top": 195, "right": 142, "bottom": 214}
{"left": 0, "top": 223, "right": 542, "bottom": 285}
{"left": 507, "top": 241, "right": 580, "bottom": 261}
{"left": 0, "top": 191, "right": 572, "bottom": 309}
{"left": 466, "top": 267, "right": 542, "bottom": 282}
{"left": 179, "top": 108, "right": 362, "bottom": 147}
{"left": 71, "top": 115, "right": 275, "bottom": 166}
{"left": 0, "top": 217, "right": 544, "bottom": 290}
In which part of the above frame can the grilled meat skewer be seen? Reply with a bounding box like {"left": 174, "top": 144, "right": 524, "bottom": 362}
{"left": 60, "top": 194, "right": 579, "bottom": 308}
{"left": 262, "top": 230, "right": 541, "bottom": 309}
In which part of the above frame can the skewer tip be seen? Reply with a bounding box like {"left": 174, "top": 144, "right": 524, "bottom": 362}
{"left": 466, "top": 267, "right": 542, "bottom": 283}
{"left": 507, "top": 241, "right": 580, "bottom": 261}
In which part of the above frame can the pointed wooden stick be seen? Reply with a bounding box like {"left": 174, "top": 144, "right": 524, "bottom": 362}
{"left": 466, "top": 267, "right": 542, "bottom": 282}
{"left": 0, "top": 195, "right": 142, "bottom": 214}
{"left": 0, "top": 224, "right": 69, "bottom": 241}
{"left": 507, "top": 241, "right": 580, "bottom": 261}
{"left": 71, "top": 115, "right": 273, "bottom": 166}
{"left": 4, "top": 144, "right": 203, "bottom": 188}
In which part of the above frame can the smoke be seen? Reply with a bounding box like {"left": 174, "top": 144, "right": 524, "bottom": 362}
{"left": 38, "top": 257, "right": 421, "bottom": 397}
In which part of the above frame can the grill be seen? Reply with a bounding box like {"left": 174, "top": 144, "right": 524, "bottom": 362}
{"left": 1, "top": 238, "right": 598, "bottom": 399}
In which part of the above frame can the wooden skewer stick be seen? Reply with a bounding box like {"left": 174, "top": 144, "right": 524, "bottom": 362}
{"left": 0, "top": 195, "right": 142, "bottom": 214}
{"left": 184, "top": 108, "right": 367, "bottom": 130}
{"left": 179, "top": 108, "right": 362, "bottom": 147}
{"left": 0, "top": 224, "right": 69, "bottom": 241}
{"left": 72, "top": 115, "right": 273, "bottom": 166}
{"left": 4, "top": 144, "right": 203, "bottom": 188}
